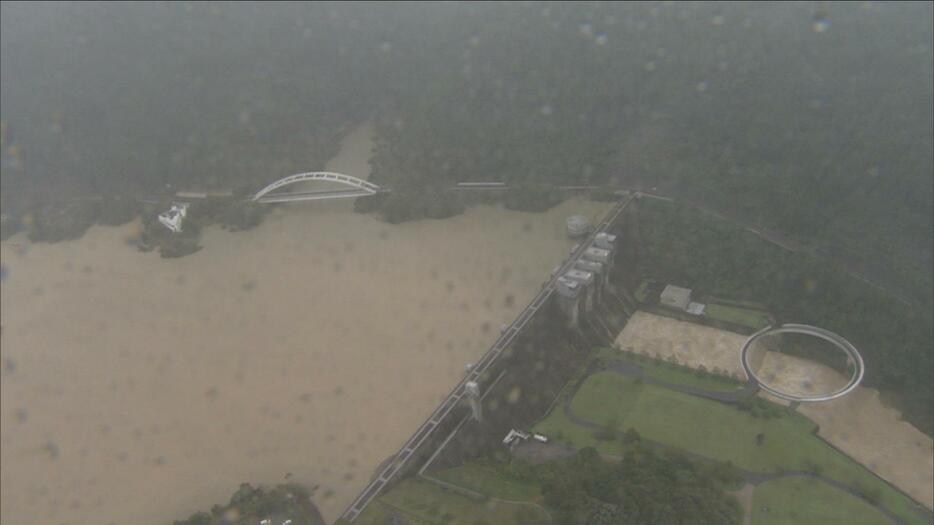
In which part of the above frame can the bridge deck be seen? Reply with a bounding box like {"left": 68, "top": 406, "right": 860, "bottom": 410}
{"left": 340, "top": 196, "right": 633, "bottom": 522}
{"left": 256, "top": 188, "right": 379, "bottom": 203}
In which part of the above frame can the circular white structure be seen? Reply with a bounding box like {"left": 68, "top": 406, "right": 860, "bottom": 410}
{"left": 566, "top": 215, "right": 591, "bottom": 237}
{"left": 740, "top": 324, "right": 864, "bottom": 402}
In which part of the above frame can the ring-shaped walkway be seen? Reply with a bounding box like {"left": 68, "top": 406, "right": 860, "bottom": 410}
{"left": 740, "top": 324, "right": 864, "bottom": 402}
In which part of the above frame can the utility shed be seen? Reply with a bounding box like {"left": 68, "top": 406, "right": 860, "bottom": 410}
{"left": 661, "top": 285, "right": 692, "bottom": 311}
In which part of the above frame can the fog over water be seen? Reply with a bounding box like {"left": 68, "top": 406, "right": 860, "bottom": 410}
{"left": 1, "top": 2, "right": 932, "bottom": 524}
{"left": 1, "top": 122, "right": 611, "bottom": 524}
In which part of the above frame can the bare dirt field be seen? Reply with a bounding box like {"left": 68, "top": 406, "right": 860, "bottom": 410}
{"left": 614, "top": 311, "right": 934, "bottom": 510}
{"left": 614, "top": 311, "right": 748, "bottom": 378}
{"left": 747, "top": 340, "right": 852, "bottom": 398}
{"left": 800, "top": 390, "right": 934, "bottom": 509}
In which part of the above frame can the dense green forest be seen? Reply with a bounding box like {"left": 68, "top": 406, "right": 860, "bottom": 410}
{"left": 2, "top": 3, "right": 930, "bottom": 406}
{"left": 518, "top": 444, "right": 743, "bottom": 524}
{"left": 635, "top": 197, "right": 933, "bottom": 436}
{"left": 2, "top": 2, "right": 930, "bottom": 300}
{"left": 173, "top": 483, "right": 324, "bottom": 525}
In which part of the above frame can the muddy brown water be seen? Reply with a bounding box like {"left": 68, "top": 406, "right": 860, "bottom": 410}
{"left": 0, "top": 124, "right": 612, "bottom": 525}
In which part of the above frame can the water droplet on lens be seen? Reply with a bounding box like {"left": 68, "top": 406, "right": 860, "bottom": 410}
{"left": 812, "top": 12, "right": 830, "bottom": 33}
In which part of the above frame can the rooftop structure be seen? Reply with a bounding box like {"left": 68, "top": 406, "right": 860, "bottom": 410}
{"left": 593, "top": 232, "right": 617, "bottom": 250}
{"left": 583, "top": 246, "right": 610, "bottom": 264}
{"left": 574, "top": 259, "right": 603, "bottom": 275}
{"left": 502, "top": 429, "right": 531, "bottom": 446}
{"left": 686, "top": 302, "right": 706, "bottom": 315}
{"left": 157, "top": 202, "right": 189, "bottom": 234}
{"left": 564, "top": 268, "right": 594, "bottom": 286}
{"left": 555, "top": 275, "right": 581, "bottom": 298}
{"left": 661, "top": 285, "right": 692, "bottom": 311}
{"left": 566, "top": 215, "right": 591, "bottom": 238}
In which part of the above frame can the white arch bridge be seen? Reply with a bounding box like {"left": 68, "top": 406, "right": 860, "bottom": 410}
{"left": 251, "top": 172, "right": 389, "bottom": 203}
{"left": 249, "top": 172, "right": 609, "bottom": 204}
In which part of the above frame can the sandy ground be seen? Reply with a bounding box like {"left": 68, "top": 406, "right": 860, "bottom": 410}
{"left": 614, "top": 311, "right": 933, "bottom": 510}
{"left": 747, "top": 340, "right": 852, "bottom": 398}
{"left": 614, "top": 311, "right": 749, "bottom": 378}
{"left": 800, "top": 390, "right": 934, "bottom": 508}
{"left": 0, "top": 123, "right": 612, "bottom": 525}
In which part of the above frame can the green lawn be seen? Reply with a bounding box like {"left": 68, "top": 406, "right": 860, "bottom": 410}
{"left": 433, "top": 462, "right": 541, "bottom": 501}
{"left": 353, "top": 478, "right": 549, "bottom": 525}
{"left": 705, "top": 303, "right": 771, "bottom": 330}
{"left": 569, "top": 370, "right": 644, "bottom": 425}
{"left": 617, "top": 352, "right": 746, "bottom": 393}
{"left": 535, "top": 372, "right": 928, "bottom": 525}
{"left": 704, "top": 295, "right": 769, "bottom": 310}
{"left": 752, "top": 477, "right": 893, "bottom": 525}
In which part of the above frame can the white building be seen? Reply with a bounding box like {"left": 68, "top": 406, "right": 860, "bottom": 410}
{"left": 661, "top": 284, "right": 706, "bottom": 315}
{"left": 660, "top": 285, "right": 692, "bottom": 310}
{"left": 158, "top": 202, "right": 189, "bottom": 234}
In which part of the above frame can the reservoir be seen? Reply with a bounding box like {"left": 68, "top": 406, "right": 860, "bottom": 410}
{"left": 0, "top": 123, "right": 611, "bottom": 524}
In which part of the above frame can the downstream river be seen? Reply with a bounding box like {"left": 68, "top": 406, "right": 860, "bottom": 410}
{"left": 0, "top": 124, "right": 610, "bottom": 524}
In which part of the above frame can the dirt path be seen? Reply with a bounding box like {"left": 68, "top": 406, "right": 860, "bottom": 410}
{"left": 729, "top": 483, "right": 755, "bottom": 525}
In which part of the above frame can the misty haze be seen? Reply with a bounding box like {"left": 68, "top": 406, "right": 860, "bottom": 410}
{"left": 1, "top": 2, "right": 931, "bottom": 525}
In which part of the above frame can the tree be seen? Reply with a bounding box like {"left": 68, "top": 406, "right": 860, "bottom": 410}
{"left": 623, "top": 427, "right": 642, "bottom": 445}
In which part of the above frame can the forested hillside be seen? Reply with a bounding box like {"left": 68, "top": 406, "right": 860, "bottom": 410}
{"left": 4, "top": 2, "right": 928, "bottom": 302}
{"left": 2, "top": 2, "right": 930, "bottom": 377}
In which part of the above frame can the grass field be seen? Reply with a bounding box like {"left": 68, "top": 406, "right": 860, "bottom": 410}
{"left": 534, "top": 371, "right": 928, "bottom": 525}
{"left": 752, "top": 477, "right": 893, "bottom": 525}
{"left": 352, "top": 478, "right": 549, "bottom": 525}
{"left": 705, "top": 303, "right": 772, "bottom": 330}
{"left": 616, "top": 351, "right": 746, "bottom": 393}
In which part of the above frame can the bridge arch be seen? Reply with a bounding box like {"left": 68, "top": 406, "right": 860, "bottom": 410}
{"left": 252, "top": 172, "right": 383, "bottom": 202}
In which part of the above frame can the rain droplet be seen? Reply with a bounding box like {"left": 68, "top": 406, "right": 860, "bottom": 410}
{"left": 540, "top": 105, "right": 554, "bottom": 116}
{"left": 812, "top": 12, "right": 830, "bottom": 33}
{"left": 595, "top": 33, "right": 608, "bottom": 46}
